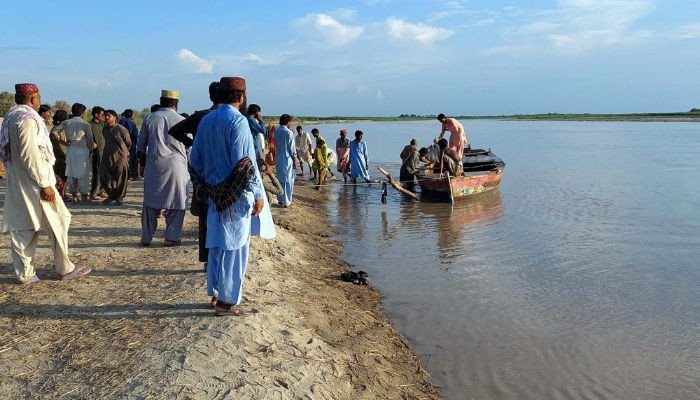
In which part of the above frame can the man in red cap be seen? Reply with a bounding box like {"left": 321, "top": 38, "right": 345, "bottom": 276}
{"left": 0, "top": 83, "right": 91, "bottom": 284}
{"left": 189, "top": 77, "right": 275, "bottom": 315}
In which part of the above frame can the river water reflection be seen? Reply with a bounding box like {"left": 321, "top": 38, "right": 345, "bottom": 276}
{"left": 307, "top": 120, "right": 699, "bottom": 400}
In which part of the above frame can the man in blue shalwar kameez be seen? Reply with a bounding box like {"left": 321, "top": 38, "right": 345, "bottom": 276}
{"left": 189, "top": 77, "right": 275, "bottom": 315}
{"left": 274, "top": 114, "right": 297, "bottom": 207}
{"left": 349, "top": 130, "right": 371, "bottom": 183}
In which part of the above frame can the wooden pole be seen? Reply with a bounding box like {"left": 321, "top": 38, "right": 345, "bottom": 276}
{"left": 377, "top": 167, "right": 420, "bottom": 201}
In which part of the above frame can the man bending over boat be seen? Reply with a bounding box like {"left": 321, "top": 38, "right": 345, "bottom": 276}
{"left": 437, "top": 138, "right": 463, "bottom": 177}
{"left": 437, "top": 113, "right": 468, "bottom": 160}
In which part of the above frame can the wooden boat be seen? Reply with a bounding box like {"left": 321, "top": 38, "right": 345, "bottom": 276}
{"left": 417, "top": 147, "right": 505, "bottom": 202}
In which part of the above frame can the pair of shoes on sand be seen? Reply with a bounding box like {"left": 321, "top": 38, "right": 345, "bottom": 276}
{"left": 341, "top": 271, "right": 369, "bottom": 285}
{"left": 18, "top": 267, "right": 92, "bottom": 285}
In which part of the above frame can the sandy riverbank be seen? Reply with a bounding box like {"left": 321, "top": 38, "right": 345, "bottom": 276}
{"left": 0, "top": 179, "right": 438, "bottom": 399}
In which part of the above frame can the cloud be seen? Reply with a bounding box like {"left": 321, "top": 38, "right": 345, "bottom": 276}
{"left": 87, "top": 78, "right": 112, "bottom": 88}
{"left": 376, "top": 90, "right": 385, "bottom": 100}
{"left": 328, "top": 8, "right": 358, "bottom": 20}
{"left": 242, "top": 52, "right": 286, "bottom": 65}
{"left": 294, "top": 13, "right": 363, "bottom": 47}
{"left": 491, "top": 0, "right": 653, "bottom": 54}
{"left": 385, "top": 17, "right": 454, "bottom": 45}
{"left": 176, "top": 49, "right": 214, "bottom": 73}
{"left": 670, "top": 24, "right": 700, "bottom": 39}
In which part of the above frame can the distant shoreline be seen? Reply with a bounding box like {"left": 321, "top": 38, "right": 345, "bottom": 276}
{"left": 294, "top": 113, "right": 700, "bottom": 123}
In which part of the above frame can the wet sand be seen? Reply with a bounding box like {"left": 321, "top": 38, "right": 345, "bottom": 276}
{"left": 0, "top": 179, "right": 438, "bottom": 399}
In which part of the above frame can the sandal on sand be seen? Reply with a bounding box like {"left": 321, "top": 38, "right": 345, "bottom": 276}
{"left": 19, "top": 275, "right": 41, "bottom": 285}
{"left": 209, "top": 296, "right": 218, "bottom": 309}
{"left": 60, "top": 267, "right": 92, "bottom": 281}
{"left": 164, "top": 239, "right": 180, "bottom": 247}
{"left": 214, "top": 301, "right": 243, "bottom": 316}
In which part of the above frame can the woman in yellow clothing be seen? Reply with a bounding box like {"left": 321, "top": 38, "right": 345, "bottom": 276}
{"left": 312, "top": 136, "right": 329, "bottom": 186}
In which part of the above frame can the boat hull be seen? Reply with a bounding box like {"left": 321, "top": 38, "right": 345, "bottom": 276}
{"left": 418, "top": 167, "right": 504, "bottom": 202}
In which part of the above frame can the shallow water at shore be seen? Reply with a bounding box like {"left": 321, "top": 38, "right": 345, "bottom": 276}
{"left": 309, "top": 120, "right": 700, "bottom": 400}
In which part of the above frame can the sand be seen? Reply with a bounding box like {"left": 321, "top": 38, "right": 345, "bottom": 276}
{"left": 0, "top": 178, "right": 438, "bottom": 399}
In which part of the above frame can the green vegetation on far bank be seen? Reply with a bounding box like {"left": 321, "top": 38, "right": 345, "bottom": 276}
{"left": 297, "top": 110, "right": 700, "bottom": 123}
{"left": 2, "top": 90, "right": 698, "bottom": 124}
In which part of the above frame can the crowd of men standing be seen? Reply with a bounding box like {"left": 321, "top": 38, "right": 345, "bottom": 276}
{"left": 0, "top": 78, "right": 381, "bottom": 315}
{"left": 0, "top": 79, "right": 282, "bottom": 316}
{"left": 45, "top": 103, "right": 138, "bottom": 205}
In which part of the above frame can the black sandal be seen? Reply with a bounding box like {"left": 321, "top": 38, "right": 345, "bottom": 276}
{"left": 213, "top": 300, "right": 243, "bottom": 316}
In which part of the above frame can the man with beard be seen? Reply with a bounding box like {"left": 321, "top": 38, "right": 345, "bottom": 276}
{"left": 100, "top": 110, "right": 131, "bottom": 205}
{"left": 189, "top": 76, "right": 275, "bottom": 315}
{"left": 136, "top": 90, "right": 188, "bottom": 247}
{"left": 0, "top": 83, "right": 91, "bottom": 284}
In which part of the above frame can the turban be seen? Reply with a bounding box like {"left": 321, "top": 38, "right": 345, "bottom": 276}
{"left": 219, "top": 77, "right": 246, "bottom": 92}
{"left": 161, "top": 89, "right": 180, "bottom": 99}
{"left": 15, "top": 83, "right": 39, "bottom": 93}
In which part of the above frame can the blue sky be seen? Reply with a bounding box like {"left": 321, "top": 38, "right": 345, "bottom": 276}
{"left": 1, "top": 0, "right": 699, "bottom": 116}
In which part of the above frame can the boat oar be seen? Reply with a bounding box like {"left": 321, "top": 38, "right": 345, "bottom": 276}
{"left": 377, "top": 167, "right": 419, "bottom": 200}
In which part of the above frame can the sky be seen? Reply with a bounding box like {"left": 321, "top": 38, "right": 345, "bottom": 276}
{"left": 1, "top": 0, "right": 699, "bottom": 116}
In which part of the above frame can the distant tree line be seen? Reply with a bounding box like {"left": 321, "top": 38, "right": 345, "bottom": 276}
{"left": 397, "top": 114, "right": 437, "bottom": 118}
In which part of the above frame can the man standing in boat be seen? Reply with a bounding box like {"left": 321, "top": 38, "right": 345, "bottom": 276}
{"left": 437, "top": 113, "right": 467, "bottom": 160}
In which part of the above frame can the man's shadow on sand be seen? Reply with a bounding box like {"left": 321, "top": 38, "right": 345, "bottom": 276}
{"left": 1, "top": 302, "right": 213, "bottom": 320}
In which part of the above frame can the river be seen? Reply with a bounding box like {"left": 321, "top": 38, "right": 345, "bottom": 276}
{"left": 304, "top": 120, "right": 700, "bottom": 400}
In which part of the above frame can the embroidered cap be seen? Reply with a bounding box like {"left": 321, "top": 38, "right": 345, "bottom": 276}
{"left": 219, "top": 77, "right": 246, "bottom": 92}
{"left": 161, "top": 89, "right": 180, "bottom": 99}
{"left": 15, "top": 83, "right": 39, "bottom": 93}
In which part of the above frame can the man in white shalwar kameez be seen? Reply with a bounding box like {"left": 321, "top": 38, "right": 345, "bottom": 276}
{"left": 136, "top": 90, "right": 188, "bottom": 246}
{"left": 189, "top": 77, "right": 275, "bottom": 315}
{"left": 294, "top": 125, "right": 312, "bottom": 176}
{"left": 63, "top": 103, "right": 94, "bottom": 203}
{"left": 0, "top": 83, "right": 91, "bottom": 284}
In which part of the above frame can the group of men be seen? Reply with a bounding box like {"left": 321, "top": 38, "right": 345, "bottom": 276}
{"left": 46, "top": 104, "right": 138, "bottom": 205}
{"left": 291, "top": 125, "right": 372, "bottom": 187}
{"left": 1, "top": 80, "right": 465, "bottom": 316}
{"left": 0, "top": 79, "right": 277, "bottom": 316}
{"left": 398, "top": 113, "right": 469, "bottom": 191}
